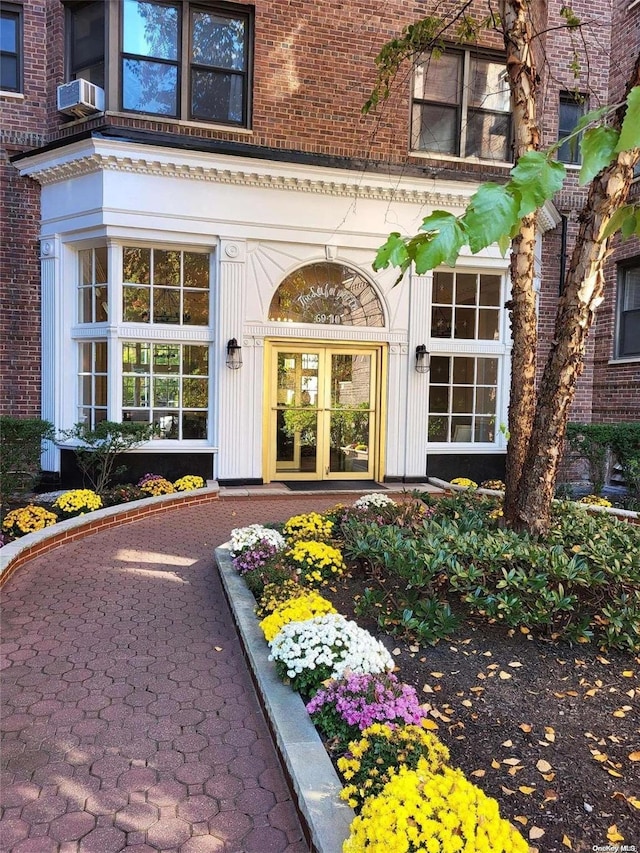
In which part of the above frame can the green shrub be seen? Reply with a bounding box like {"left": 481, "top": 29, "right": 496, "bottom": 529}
{"left": 565, "top": 423, "right": 616, "bottom": 493}
{"left": 341, "top": 519, "right": 460, "bottom": 644}
{"left": 60, "top": 421, "right": 155, "bottom": 494}
{"left": 566, "top": 422, "right": 640, "bottom": 497}
{"left": 342, "top": 494, "right": 639, "bottom": 652}
{"left": 0, "top": 417, "right": 54, "bottom": 508}
{"left": 609, "top": 423, "right": 640, "bottom": 498}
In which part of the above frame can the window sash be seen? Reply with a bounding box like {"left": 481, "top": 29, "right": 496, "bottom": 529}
{"left": 122, "top": 247, "right": 210, "bottom": 326}
{"left": 0, "top": 7, "right": 21, "bottom": 92}
{"left": 427, "top": 355, "right": 499, "bottom": 443}
{"left": 618, "top": 267, "right": 640, "bottom": 357}
{"left": 118, "top": 0, "right": 250, "bottom": 124}
{"left": 558, "top": 93, "right": 586, "bottom": 165}
{"left": 412, "top": 49, "right": 511, "bottom": 161}
{"left": 70, "top": 1, "right": 105, "bottom": 88}
{"left": 122, "top": 341, "right": 210, "bottom": 440}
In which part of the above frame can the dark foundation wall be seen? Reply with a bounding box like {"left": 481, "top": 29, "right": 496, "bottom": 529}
{"left": 56, "top": 451, "right": 215, "bottom": 490}
{"left": 425, "top": 454, "right": 506, "bottom": 485}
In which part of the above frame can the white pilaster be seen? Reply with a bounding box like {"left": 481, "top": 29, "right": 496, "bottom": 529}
{"left": 404, "top": 272, "right": 431, "bottom": 478}
{"left": 216, "top": 240, "right": 249, "bottom": 480}
{"left": 40, "top": 237, "right": 62, "bottom": 472}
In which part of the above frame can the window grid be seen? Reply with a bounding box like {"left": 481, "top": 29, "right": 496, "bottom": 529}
{"left": 122, "top": 342, "right": 210, "bottom": 440}
{"left": 122, "top": 247, "right": 210, "bottom": 326}
{"left": 78, "top": 247, "right": 109, "bottom": 323}
{"left": 78, "top": 341, "right": 108, "bottom": 428}
{"left": 428, "top": 356, "right": 499, "bottom": 444}
{"left": 0, "top": 5, "right": 22, "bottom": 93}
{"left": 431, "top": 271, "right": 502, "bottom": 341}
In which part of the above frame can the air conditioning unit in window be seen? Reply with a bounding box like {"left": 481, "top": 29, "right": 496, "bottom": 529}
{"left": 56, "top": 79, "right": 105, "bottom": 117}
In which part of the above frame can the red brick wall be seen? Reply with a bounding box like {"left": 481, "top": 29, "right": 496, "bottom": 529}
{"left": 0, "top": 0, "right": 49, "bottom": 417}
{"left": 588, "top": 0, "right": 640, "bottom": 425}
{"left": 2, "top": 0, "right": 637, "bottom": 429}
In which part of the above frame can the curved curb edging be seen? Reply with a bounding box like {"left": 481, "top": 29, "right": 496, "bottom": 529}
{"left": 215, "top": 546, "right": 354, "bottom": 853}
{"left": 0, "top": 485, "right": 220, "bottom": 586}
{"left": 427, "top": 477, "right": 639, "bottom": 522}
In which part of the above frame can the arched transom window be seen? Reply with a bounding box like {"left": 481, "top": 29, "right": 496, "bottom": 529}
{"left": 268, "top": 262, "right": 384, "bottom": 327}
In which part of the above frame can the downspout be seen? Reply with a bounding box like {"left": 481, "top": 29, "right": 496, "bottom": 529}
{"left": 559, "top": 213, "right": 568, "bottom": 294}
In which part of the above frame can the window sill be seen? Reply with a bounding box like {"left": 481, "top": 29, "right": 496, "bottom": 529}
{"left": 408, "top": 150, "right": 513, "bottom": 169}
{"left": 607, "top": 356, "right": 640, "bottom": 365}
{"left": 106, "top": 111, "right": 253, "bottom": 135}
{"left": 1, "top": 90, "right": 24, "bottom": 100}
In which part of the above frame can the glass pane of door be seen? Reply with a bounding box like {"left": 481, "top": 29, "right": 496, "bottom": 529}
{"left": 274, "top": 351, "right": 319, "bottom": 474}
{"left": 328, "top": 353, "right": 373, "bottom": 475}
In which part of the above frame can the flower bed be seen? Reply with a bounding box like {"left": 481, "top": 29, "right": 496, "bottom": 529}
{"left": 228, "top": 501, "right": 530, "bottom": 852}
{"left": 1, "top": 473, "right": 208, "bottom": 548}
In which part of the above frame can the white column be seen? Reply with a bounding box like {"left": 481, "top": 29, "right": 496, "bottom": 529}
{"left": 216, "top": 239, "right": 249, "bottom": 480}
{"left": 40, "top": 237, "right": 62, "bottom": 473}
{"left": 385, "top": 343, "right": 408, "bottom": 478}
{"left": 404, "top": 271, "right": 431, "bottom": 479}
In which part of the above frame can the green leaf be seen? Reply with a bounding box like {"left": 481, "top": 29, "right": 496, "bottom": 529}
{"left": 373, "top": 232, "right": 409, "bottom": 271}
{"left": 620, "top": 208, "right": 638, "bottom": 239}
{"left": 413, "top": 211, "right": 467, "bottom": 270}
{"left": 579, "top": 126, "right": 620, "bottom": 185}
{"left": 498, "top": 233, "right": 511, "bottom": 256}
{"left": 615, "top": 86, "right": 640, "bottom": 152}
{"left": 463, "top": 184, "right": 521, "bottom": 253}
{"left": 600, "top": 205, "right": 636, "bottom": 240}
{"left": 510, "top": 152, "right": 566, "bottom": 216}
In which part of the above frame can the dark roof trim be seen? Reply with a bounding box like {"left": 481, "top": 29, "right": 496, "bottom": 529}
{"left": 10, "top": 124, "right": 505, "bottom": 183}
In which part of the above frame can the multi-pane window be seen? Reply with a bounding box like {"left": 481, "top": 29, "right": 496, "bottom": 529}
{"left": 121, "top": 0, "right": 251, "bottom": 124}
{"left": 78, "top": 341, "right": 108, "bottom": 427}
{"left": 431, "top": 271, "right": 502, "bottom": 340}
{"left": 78, "top": 247, "right": 108, "bottom": 323}
{"left": 617, "top": 264, "right": 640, "bottom": 358}
{"left": 412, "top": 50, "right": 511, "bottom": 161}
{"left": 69, "top": 1, "right": 105, "bottom": 88}
{"left": 122, "top": 342, "right": 209, "bottom": 439}
{"left": 428, "top": 356, "right": 498, "bottom": 443}
{"left": 0, "top": 4, "right": 22, "bottom": 92}
{"left": 123, "top": 247, "right": 210, "bottom": 325}
{"left": 558, "top": 92, "right": 586, "bottom": 165}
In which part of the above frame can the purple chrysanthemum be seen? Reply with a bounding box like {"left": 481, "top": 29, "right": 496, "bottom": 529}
{"left": 306, "top": 671, "right": 424, "bottom": 733}
{"left": 232, "top": 539, "right": 281, "bottom": 575}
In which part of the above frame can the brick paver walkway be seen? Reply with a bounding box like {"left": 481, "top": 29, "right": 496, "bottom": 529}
{"left": 0, "top": 495, "right": 346, "bottom": 853}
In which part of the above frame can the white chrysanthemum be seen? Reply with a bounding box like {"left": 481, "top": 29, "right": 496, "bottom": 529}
{"left": 229, "top": 524, "right": 286, "bottom": 556}
{"left": 268, "top": 613, "right": 394, "bottom": 680}
{"left": 354, "top": 493, "right": 397, "bottom": 509}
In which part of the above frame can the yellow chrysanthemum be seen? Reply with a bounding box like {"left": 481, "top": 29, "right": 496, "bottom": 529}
{"left": 53, "top": 489, "right": 103, "bottom": 515}
{"left": 173, "top": 475, "right": 205, "bottom": 491}
{"left": 283, "top": 512, "right": 334, "bottom": 541}
{"left": 285, "top": 540, "right": 345, "bottom": 586}
{"left": 259, "top": 591, "right": 337, "bottom": 642}
{"left": 2, "top": 504, "right": 58, "bottom": 537}
{"left": 343, "top": 762, "right": 528, "bottom": 853}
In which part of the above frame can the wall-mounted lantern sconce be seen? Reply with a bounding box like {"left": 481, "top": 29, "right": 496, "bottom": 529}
{"left": 226, "top": 338, "right": 242, "bottom": 370}
{"left": 415, "top": 345, "right": 430, "bottom": 374}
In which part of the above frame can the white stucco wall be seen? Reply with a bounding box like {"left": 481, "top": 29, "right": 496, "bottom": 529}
{"left": 20, "top": 137, "right": 512, "bottom": 482}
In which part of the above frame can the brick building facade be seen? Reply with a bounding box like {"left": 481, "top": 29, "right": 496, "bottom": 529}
{"left": 1, "top": 0, "right": 638, "bottom": 486}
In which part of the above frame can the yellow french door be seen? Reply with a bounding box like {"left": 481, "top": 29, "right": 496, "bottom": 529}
{"left": 266, "top": 343, "right": 382, "bottom": 481}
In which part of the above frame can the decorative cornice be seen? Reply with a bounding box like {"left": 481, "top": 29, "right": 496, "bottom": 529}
{"left": 23, "top": 151, "right": 473, "bottom": 208}
{"left": 244, "top": 323, "right": 406, "bottom": 343}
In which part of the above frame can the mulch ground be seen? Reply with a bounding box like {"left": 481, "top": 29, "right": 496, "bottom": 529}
{"left": 324, "top": 571, "right": 640, "bottom": 853}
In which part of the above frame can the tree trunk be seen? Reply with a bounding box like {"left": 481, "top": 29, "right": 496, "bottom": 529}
{"left": 515, "top": 148, "right": 639, "bottom": 533}
{"left": 500, "top": 0, "right": 541, "bottom": 523}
